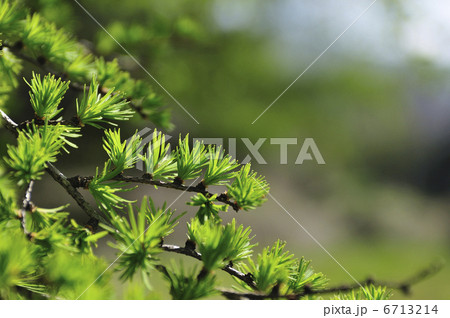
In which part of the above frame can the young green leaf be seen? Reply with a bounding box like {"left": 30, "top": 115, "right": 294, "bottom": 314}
{"left": 4, "top": 123, "right": 65, "bottom": 184}
{"left": 237, "top": 240, "right": 295, "bottom": 293}
{"left": 187, "top": 193, "right": 227, "bottom": 223}
{"left": 176, "top": 135, "right": 208, "bottom": 182}
{"left": 103, "top": 129, "right": 143, "bottom": 172}
{"left": 160, "top": 262, "right": 217, "bottom": 300}
{"left": 24, "top": 72, "right": 69, "bottom": 120}
{"left": 187, "top": 218, "right": 255, "bottom": 270}
{"left": 202, "top": 145, "right": 239, "bottom": 186}
{"left": 100, "top": 197, "right": 181, "bottom": 281}
{"left": 331, "top": 285, "right": 392, "bottom": 300}
{"left": 287, "top": 258, "right": 328, "bottom": 295}
{"left": 76, "top": 76, "right": 134, "bottom": 128}
{"left": 142, "top": 129, "right": 177, "bottom": 182}
{"left": 227, "top": 163, "right": 269, "bottom": 210}
{"left": 0, "top": 0, "right": 26, "bottom": 35}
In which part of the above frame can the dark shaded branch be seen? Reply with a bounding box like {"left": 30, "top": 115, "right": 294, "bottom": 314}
{"left": 162, "top": 244, "right": 256, "bottom": 289}
{"left": 68, "top": 174, "right": 240, "bottom": 211}
{"left": 219, "top": 289, "right": 268, "bottom": 300}
{"left": 3, "top": 43, "right": 149, "bottom": 120}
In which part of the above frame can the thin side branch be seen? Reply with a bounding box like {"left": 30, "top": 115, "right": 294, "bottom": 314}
{"left": 161, "top": 244, "right": 256, "bottom": 289}
{"left": 18, "top": 180, "right": 34, "bottom": 238}
{"left": 0, "top": 109, "right": 19, "bottom": 136}
{"left": 68, "top": 175, "right": 240, "bottom": 211}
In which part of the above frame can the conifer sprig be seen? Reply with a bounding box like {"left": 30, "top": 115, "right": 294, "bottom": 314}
{"left": 101, "top": 197, "right": 182, "bottom": 284}
{"left": 0, "top": 0, "right": 171, "bottom": 128}
{"left": 0, "top": 0, "right": 24, "bottom": 34}
{"left": 227, "top": 164, "right": 269, "bottom": 210}
{"left": 5, "top": 123, "right": 65, "bottom": 184}
{"left": 78, "top": 129, "right": 269, "bottom": 217}
{"left": 202, "top": 145, "right": 239, "bottom": 186}
{"left": 24, "top": 72, "right": 69, "bottom": 120}
{"left": 236, "top": 240, "right": 296, "bottom": 293}
{"left": 103, "top": 129, "right": 143, "bottom": 171}
{"left": 76, "top": 77, "right": 134, "bottom": 128}
{"left": 176, "top": 135, "right": 208, "bottom": 182}
{"left": 88, "top": 161, "right": 135, "bottom": 214}
{"left": 143, "top": 129, "right": 177, "bottom": 182}
{"left": 187, "top": 193, "right": 227, "bottom": 223}
{"left": 287, "top": 258, "right": 328, "bottom": 295}
{"left": 187, "top": 218, "right": 255, "bottom": 270}
{"left": 159, "top": 263, "right": 217, "bottom": 300}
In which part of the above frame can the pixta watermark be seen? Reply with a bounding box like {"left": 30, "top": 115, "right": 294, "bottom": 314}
{"left": 128, "top": 128, "right": 325, "bottom": 171}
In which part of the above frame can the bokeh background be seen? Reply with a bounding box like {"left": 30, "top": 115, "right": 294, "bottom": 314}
{"left": 3, "top": 0, "right": 449, "bottom": 299}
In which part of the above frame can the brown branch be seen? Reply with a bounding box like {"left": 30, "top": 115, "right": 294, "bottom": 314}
{"left": 162, "top": 244, "right": 256, "bottom": 289}
{"left": 45, "top": 163, "right": 109, "bottom": 226}
{"left": 68, "top": 174, "right": 240, "bottom": 212}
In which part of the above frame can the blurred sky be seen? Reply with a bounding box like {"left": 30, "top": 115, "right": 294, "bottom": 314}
{"left": 213, "top": 0, "right": 450, "bottom": 65}
{"left": 210, "top": 0, "right": 450, "bottom": 140}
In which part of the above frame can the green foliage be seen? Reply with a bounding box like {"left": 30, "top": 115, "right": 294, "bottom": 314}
{"left": 88, "top": 128, "right": 271, "bottom": 218}
{"left": 332, "top": 285, "right": 392, "bottom": 300}
{"left": 161, "top": 263, "right": 217, "bottom": 300}
{"left": 24, "top": 72, "right": 69, "bottom": 120}
{"left": 202, "top": 145, "right": 239, "bottom": 186}
{"left": 44, "top": 249, "right": 112, "bottom": 299}
{"left": 100, "top": 197, "right": 183, "bottom": 288}
{"left": 0, "top": 0, "right": 170, "bottom": 128}
{"left": 142, "top": 129, "right": 177, "bottom": 182}
{"left": 187, "top": 193, "right": 227, "bottom": 223}
{"left": 5, "top": 124, "right": 66, "bottom": 184}
{"left": 176, "top": 135, "right": 208, "bottom": 182}
{"left": 88, "top": 163, "right": 134, "bottom": 214}
{"left": 103, "top": 129, "right": 143, "bottom": 171}
{"left": 76, "top": 77, "right": 134, "bottom": 128}
{"left": 22, "top": 14, "right": 79, "bottom": 66}
{"left": 0, "top": 0, "right": 24, "bottom": 34}
{"left": 187, "top": 218, "right": 255, "bottom": 270}
{"left": 65, "top": 53, "right": 95, "bottom": 82}
{"left": 227, "top": 163, "right": 269, "bottom": 210}
{"left": 0, "top": 48, "right": 22, "bottom": 106}
{"left": 0, "top": 227, "right": 36, "bottom": 298}
{"left": 88, "top": 129, "right": 144, "bottom": 213}
{"left": 30, "top": 210, "right": 108, "bottom": 255}
{"left": 0, "top": 167, "right": 16, "bottom": 223}
{"left": 287, "top": 258, "right": 328, "bottom": 294}
{"left": 237, "top": 240, "right": 296, "bottom": 293}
